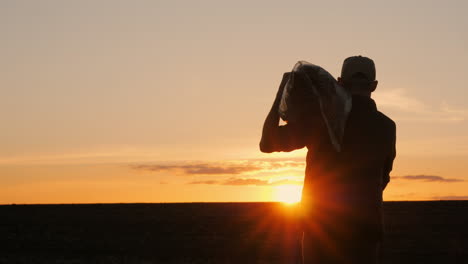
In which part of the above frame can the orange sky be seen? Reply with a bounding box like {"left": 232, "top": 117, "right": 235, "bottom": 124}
{"left": 1, "top": 0, "right": 468, "bottom": 203}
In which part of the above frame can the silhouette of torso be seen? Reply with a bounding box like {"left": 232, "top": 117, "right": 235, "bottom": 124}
{"left": 279, "top": 95, "right": 396, "bottom": 240}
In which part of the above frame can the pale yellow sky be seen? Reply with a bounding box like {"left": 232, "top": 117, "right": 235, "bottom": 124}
{"left": 1, "top": 0, "right": 468, "bottom": 203}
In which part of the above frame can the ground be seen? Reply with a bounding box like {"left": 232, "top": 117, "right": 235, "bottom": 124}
{"left": 1, "top": 201, "right": 467, "bottom": 263}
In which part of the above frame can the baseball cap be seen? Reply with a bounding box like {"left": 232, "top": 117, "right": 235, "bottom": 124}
{"left": 341, "top": 55, "right": 376, "bottom": 81}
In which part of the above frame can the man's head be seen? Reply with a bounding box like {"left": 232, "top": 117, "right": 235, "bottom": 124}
{"left": 337, "top": 55, "right": 378, "bottom": 97}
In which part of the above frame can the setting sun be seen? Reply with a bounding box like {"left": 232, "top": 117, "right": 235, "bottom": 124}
{"left": 274, "top": 185, "right": 302, "bottom": 204}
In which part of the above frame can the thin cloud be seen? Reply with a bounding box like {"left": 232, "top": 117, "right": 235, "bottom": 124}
{"left": 188, "top": 180, "right": 220, "bottom": 185}
{"left": 432, "top": 196, "right": 468, "bottom": 200}
{"left": 393, "top": 175, "right": 464, "bottom": 182}
{"left": 131, "top": 163, "right": 261, "bottom": 175}
{"left": 374, "top": 88, "right": 426, "bottom": 113}
{"left": 266, "top": 179, "right": 303, "bottom": 186}
{"left": 187, "top": 177, "right": 302, "bottom": 186}
{"left": 130, "top": 159, "right": 305, "bottom": 175}
{"left": 223, "top": 178, "right": 269, "bottom": 186}
{"left": 439, "top": 102, "right": 468, "bottom": 122}
{"left": 374, "top": 89, "right": 468, "bottom": 122}
{"left": 265, "top": 160, "right": 305, "bottom": 170}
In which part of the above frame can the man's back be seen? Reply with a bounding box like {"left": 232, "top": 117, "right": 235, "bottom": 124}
{"left": 302, "top": 95, "right": 395, "bottom": 203}
{"left": 298, "top": 95, "right": 395, "bottom": 264}
{"left": 301, "top": 95, "right": 396, "bottom": 239}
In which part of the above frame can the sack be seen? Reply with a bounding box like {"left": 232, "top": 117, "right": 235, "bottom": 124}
{"left": 278, "top": 61, "right": 352, "bottom": 152}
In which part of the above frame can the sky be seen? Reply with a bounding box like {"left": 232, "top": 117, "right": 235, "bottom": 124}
{"left": 1, "top": 0, "right": 468, "bottom": 203}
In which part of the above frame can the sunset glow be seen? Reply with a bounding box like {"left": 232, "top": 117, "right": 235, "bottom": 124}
{"left": 1, "top": 1, "right": 468, "bottom": 204}
{"left": 274, "top": 185, "right": 303, "bottom": 204}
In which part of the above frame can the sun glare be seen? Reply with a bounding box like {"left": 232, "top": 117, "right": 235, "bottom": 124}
{"left": 274, "top": 185, "right": 302, "bottom": 204}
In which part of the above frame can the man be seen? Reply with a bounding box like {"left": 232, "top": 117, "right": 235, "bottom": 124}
{"left": 260, "top": 56, "right": 396, "bottom": 264}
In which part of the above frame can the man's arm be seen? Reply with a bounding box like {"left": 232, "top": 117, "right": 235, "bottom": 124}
{"left": 382, "top": 122, "right": 396, "bottom": 190}
{"left": 260, "top": 72, "right": 305, "bottom": 153}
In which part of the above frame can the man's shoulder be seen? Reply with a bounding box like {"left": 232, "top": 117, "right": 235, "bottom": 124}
{"left": 376, "top": 111, "right": 396, "bottom": 130}
{"left": 377, "top": 111, "right": 396, "bottom": 127}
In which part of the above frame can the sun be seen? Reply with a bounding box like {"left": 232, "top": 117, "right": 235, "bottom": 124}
{"left": 274, "top": 184, "right": 302, "bottom": 205}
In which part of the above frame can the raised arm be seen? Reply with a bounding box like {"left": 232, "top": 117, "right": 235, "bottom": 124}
{"left": 260, "top": 72, "right": 308, "bottom": 153}
{"left": 259, "top": 73, "right": 290, "bottom": 153}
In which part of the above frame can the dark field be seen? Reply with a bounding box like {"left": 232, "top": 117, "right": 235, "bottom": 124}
{"left": 1, "top": 201, "right": 467, "bottom": 264}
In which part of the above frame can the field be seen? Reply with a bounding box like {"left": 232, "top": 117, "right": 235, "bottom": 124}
{"left": 1, "top": 201, "right": 467, "bottom": 263}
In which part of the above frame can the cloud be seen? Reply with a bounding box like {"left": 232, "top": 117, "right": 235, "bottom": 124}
{"left": 130, "top": 159, "right": 305, "bottom": 176}
{"left": 432, "top": 196, "right": 468, "bottom": 200}
{"left": 188, "top": 180, "right": 220, "bottom": 185}
{"left": 439, "top": 102, "right": 468, "bottom": 122}
{"left": 374, "top": 89, "right": 426, "bottom": 113}
{"left": 187, "top": 177, "right": 302, "bottom": 186}
{"left": 263, "top": 179, "right": 303, "bottom": 186}
{"left": 392, "top": 175, "right": 464, "bottom": 182}
{"left": 222, "top": 178, "right": 269, "bottom": 186}
{"left": 131, "top": 163, "right": 261, "bottom": 175}
{"left": 374, "top": 89, "right": 468, "bottom": 122}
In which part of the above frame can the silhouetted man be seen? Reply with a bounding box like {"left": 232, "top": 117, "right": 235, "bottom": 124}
{"left": 260, "top": 56, "right": 396, "bottom": 264}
